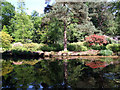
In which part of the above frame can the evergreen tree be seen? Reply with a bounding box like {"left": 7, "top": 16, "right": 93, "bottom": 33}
{"left": 9, "top": 1, "right": 34, "bottom": 43}
{"left": 40, "top": 17, "right": 64, "bottom": 44}
{"left": 87, "top": 2, "right": 118, "bottom": 36}
{"left": 43, "top": 2, "right": 98, "bottom": 51}
{"left": 31, "top": 10, "right": 43, "bottom": 43}
{"left": 110, "top": 0, "right": 120, "bottom": 36}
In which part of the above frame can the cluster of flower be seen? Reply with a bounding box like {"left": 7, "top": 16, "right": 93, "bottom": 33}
{"left": 85, "top": 34, "right": 107, "bottom": 46}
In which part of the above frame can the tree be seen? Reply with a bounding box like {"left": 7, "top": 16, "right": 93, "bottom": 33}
{"left": 110, "top": 0, "right": 120, "bottom": 36}
{"left": 9, "top": 1, "right": 34, "bottom": 43}
{"left": 87, "top": 2, "right": 119, "bottom": 36}
{"left": 1, "top": 0, "right": 15, "bottom": 28}
{"left": 43, "top": 2, "right": 98, "bottom": 51}
{"left": 2, "top": 25, "right": 8, "bottom": 33}
{"left": 30, "top": 10, "right": 42, "bottom": 43}
{"left": 40, "top": 17, "right": 64, "bottom": 44}
{"left": 31, "top": 10, "right": 39, "bottom": 17}
{"left": 43, "top": 2, "right": 72, "bottom": 51}
{"left": 44, "top": 0, "right": 52, "bottom": 13}
{"left": 0, "top": 31, "right": 13, "bottom": 49}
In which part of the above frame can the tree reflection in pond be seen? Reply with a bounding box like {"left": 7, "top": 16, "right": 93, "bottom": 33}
{"left": 2, "top": 57, "right": 120, "bottom": 89}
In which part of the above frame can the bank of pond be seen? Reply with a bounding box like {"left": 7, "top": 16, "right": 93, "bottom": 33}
{"left": 1, "top": 41, "right": 120, "bottom": 58}
{"left": 1, "top": 49, "right": 120, "bottom": 59}
{"left": 1, "top": 56, "right": 120, "bottom": 89}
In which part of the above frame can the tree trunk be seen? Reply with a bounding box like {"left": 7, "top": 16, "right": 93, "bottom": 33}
{"left": 64, "top": 21, "right": 67, "bottom": 51}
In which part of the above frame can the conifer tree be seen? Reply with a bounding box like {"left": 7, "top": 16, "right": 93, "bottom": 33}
{"left": 9, "top": 1, "right": 34, "bottom": 43}
{"left": 43, "top": 2, "right": 98, "bottom": 51}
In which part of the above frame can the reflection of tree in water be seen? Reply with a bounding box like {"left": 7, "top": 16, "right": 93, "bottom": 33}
{"left": 2, "top": 58, "right": 120, "bottom": 89}
{"left": 2, "top": 61, "right": 14, "bottom": 76}
{"left": 66, "top": 59, "right": 120, "bottom": 88}
{"left": 2, "top": 59, "right": 64, "bottom": 89}
{"left": 34, "top": 60, "right": 64, "bottom": 88}
{"left": 67, "top": 59, "right": 94, "bottom": 88}
{"left": 12, "top": 65, "right": 35, "bottom": 88}
{"left": 2, "top": 64, "right": 35, "bottom": 88}
{"left": 102, "top": 64, "right": 120, "bottom": 88}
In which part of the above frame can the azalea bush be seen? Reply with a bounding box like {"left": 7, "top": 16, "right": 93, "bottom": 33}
{"left": 11, "top": 42, "right": 27, "bottom": 51}
{"left": 85, "top": 34, "right": 107, "bottom": 46}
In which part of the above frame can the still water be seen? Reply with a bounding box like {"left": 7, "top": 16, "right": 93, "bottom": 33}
{"left": 1, "top": 56, "right": 120, "bottom": 89}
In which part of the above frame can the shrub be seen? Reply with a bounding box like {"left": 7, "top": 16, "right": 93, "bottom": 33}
{"left": 49, "top": 44, "right": 63, "bottom": 51}
{"left": 12, "top": 42, "right": 44, "bottom": 51}
{"left": 41, "top": 44, "right": 63, "bottom": 51}
{"left": 99, "top": 50, "right": 113, "bottom": 56}
{"left": 12, "top": 42, "right": 23, "bottom": 48}
{"left": 68, "top": 42, "right": 88, "bottom": 51}
{"left": 85, "top": 34, "right": 107, "bottom": 46}
{"left": 23, "top": 43, "right": 40, "bottom": 51}
{"left": 0, "top": 31, "right": 13, "bottom": 49}
{"left": 106, "top": 37, "right": 117, "bottom": 44}
{"left": 12, "top": 42, "right": 25, "bottom": 51}
{"left": 106, "top": 43, "right": 120, "bottom": 52}
{"left": 41, "top": 44, "right": 56, "bottom": 51}
{"left": 90, "top": 44, "right": 106, "bottom": 50}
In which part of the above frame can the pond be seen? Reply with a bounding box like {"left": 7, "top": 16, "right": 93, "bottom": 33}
{"left": 1, "top": 56, "right": 120, "bottom": 89}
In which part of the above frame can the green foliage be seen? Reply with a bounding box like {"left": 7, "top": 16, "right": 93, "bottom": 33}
{"left": 23, "top": 43, "right": 41, "bottom": 51}
{"left": 41, "top": 45, "right": 56, "bottom": 51}
{"left": 84, "top": 41, "right": 106, "bottom": 50}
{"left": 41, "top": 44, "right": 63, "bottom": 51}
{"left": 11, "top": 42, "right": 44, "bottom": 51}
{"left": 91, "top": 44, "right": 106, "bottom": 50}
{"left": 110, "top": 1, "right": 120, "bottom": 36}
{"left": 87, "top": 2, "right": 118, "bottom": 36}
{"left": 30, "top": 11, "right": 43, "bottom": 43}
{"left": 12, "top": 45, "right": 28, "bottom": 51}
{"left": 9, "top": 10, "right": 34, "bottom": 43}
{"left": 99, "top": 50, "right": 113, "bottom": 56}
{"left": 2, "top": 61, "right": 13, "bottom": 76}
{"left": 106, "top": 37, "right": 118, "bottom": 44}
{"left": 40, "top": 18, "right": 64, "bottom": 44}
{"left": 106, "top": 43, "right": 120, "bottom": 52}
{"left": 1, "top": 1, "right": 15, "bottom": 28}
{"left": 2, "top": 25, "right": 8, "bottom": 33}
{"left": 68, "top": 42, "right": 88, "bottom": 51}
{"left": 0, "top": 31, "right": 13, "bottom": 49}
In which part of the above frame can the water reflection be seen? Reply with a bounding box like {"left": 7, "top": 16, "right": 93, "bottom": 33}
{"left": 2, "top": 57, "right": 120, "bottom": 89}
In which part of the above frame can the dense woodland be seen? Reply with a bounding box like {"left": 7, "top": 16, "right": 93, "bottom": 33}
{"left": 0, "top": 0, "right": 120, "bottom": 56}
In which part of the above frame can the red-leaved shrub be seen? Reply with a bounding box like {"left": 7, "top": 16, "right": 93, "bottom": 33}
{"left": 85, "top": 34, "right": 107, "bottom": 46}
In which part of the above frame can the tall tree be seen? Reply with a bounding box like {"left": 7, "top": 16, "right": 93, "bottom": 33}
{"left": 110, "top": 0, "right": 120, "bottom": 36}
{"left": 30, "top": 10, "right": 43, "bottom": 43}
{"left": 87, "top": 2, "right": 118, "bottom": 36}
{"left": 1, "top": 0, "right": 15, "bottom": 28}
{"left": 40, "top": 17, "right": 64, "bottom": 44}
{"left": 9, "top": 1, "right": 34, "bottom": 43}
{"left": 43, "top": 2, "right": 73, "bottom": 51}
{"left": 43, "top": 2, "right": 98, "bottom": 51}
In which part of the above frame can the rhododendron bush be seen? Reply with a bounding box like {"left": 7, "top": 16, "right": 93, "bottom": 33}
{"left": 85, "top": 34, "right": 107, "bottom": 46}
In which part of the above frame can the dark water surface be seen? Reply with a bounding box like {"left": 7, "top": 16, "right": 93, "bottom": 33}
{"left": 1, "top": 57, "right": 120, "bottom": 89}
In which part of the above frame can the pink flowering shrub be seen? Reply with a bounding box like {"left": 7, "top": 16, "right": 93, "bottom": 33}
{"left": 85, "top": 34, "right": 107, "bottom": 46}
